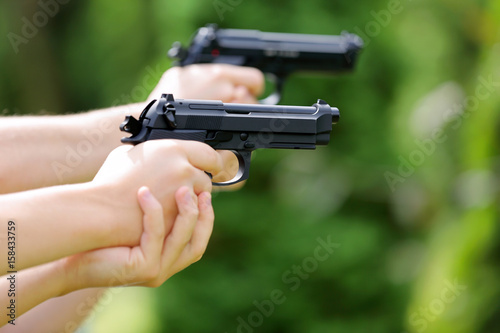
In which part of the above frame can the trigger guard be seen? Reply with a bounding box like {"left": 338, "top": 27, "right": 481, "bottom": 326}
{"left": 212, "top": 150, "right": 249, "bottom": 186}
{"left": 259, "top": 91, "right": 281, "bottom": 105}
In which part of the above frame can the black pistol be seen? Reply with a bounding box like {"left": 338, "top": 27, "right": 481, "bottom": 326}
{"left": 168, "top": 24, "right": 363, "bottom": 104}
{"left": 120, "top": 94, "right": 340, "bottom": 185}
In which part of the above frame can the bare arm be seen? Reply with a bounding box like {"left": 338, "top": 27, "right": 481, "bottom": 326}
{"left": 0, "top": 64, "right": 263, "bottom": 331}
{"left": 0, "top": 139, "right": 223, "bottom": 273}
{"left": 0, "top": 182, "right": 125, "bottom": 272}
{"left": 0, "top": 104, "right": 139, "bottom": 194}
{"left": 0, "top": 64, "right": 263, "bottom": 194}
{"left": 0, "top": 186, "right": 213, "bottom": 330}
{"left": 0, "top": 259, "right": 74, "bottom": 328}
{"left": 0, "top": 288, "right": 105, "bottom": 333}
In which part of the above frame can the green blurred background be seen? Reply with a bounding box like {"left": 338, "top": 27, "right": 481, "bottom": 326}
{"left": 1, "top": 0, "right": 499, "bottom": 332}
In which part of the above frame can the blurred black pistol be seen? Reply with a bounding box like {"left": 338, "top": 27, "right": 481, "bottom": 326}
{"left": 168, "top": 24, "right": 363, "bottom": 104}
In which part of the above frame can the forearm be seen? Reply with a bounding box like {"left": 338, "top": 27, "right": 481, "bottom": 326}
{"left": 0, "top": 103, "right": 141, "bottom": 194}
{"left": 0, "top": 64, "right": 264, "bottom": 194}
{"left": 0, "top": 182, "right": 141, "bottom": 272}
{"left": 0, "top": 260, "right": 68, "bottom": 328}
{"left": 1, "top": 287, "right": 105, "bottom": 333}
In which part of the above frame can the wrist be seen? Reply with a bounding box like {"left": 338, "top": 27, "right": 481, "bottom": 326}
{"left": 21, "top": 258, "right": 73, "bottom": 297}
{"left": 84, "top": 180, "right": 143, "bottom": 248}
{"left": 51, "top": 257, "right": 79, "bottom": 296}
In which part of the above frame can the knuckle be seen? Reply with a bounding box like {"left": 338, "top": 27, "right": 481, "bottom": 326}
{"left": 220, "top": 82, "right": 236, "bottom": 100}
{"left": 123, "top": 260, "right": 140, "bottom": 280}
{"left": 141, "top": 264, "right": 161, "bottom": 282}
{"left": 196, "top": 174, "right": 213, "bottom": 193}
{"left": 255, "top": 69, "right": 265, "bottom": 85}
{"left": 211, "top": 65, "right": 227, "bottom": 80}
{"left": 183, "top": 200, "right": 200, "bottom": 218}
{"left": 192, "top": 253, "right": 204, "bottom": 263}
{"left": 147, "top": 223, "right": 165, "bottom": 243}
{"left": 248, "top": 66, "right": 264, "bottom": 80}
{"left": 124, "top": 257, "right": 161, "bottom": 283}
{"left": 147, "top": 198, "right": 164, "bottom": 215}
{"left": 204, "top": 151, "right": 220, "bottom": 170}
{"left": 159, "top": 140, "right": 182, "bottom": 153}
{"left": 144, "top": 139, "right": 179, "bottom": 157}
{"left": 190, "top": 244, "right": 207, "bottom": 262}
{"left": 175, "top": 163, "right": 197, "bottom": 180}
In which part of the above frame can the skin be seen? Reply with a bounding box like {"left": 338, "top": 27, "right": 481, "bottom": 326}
{"left": 0, "top": 64, "right": 264, "bottom": 270}
{"left": 0, "top": 139, "right": 222, "bottom": 272}
{"left": 0, "top": 64, "right": 263, "bottom": 194}
{"left": 0, "top": 186, "right": 214, "bottom": 328}
{"left": 0, "top": 64, "right": 264, "bottom": 331}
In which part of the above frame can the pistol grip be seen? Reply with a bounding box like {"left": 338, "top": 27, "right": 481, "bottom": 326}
{"left": 212, "top": 150, "right": 252, "bottom": 186}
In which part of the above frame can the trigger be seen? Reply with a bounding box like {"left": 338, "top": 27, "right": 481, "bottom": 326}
{"left": 212, "top": 150, "right": 251, "bottom": 186}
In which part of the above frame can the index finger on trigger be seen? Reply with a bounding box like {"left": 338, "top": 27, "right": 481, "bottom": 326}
{"left": 211, "top": 150, "right": 239, "bottom": 183}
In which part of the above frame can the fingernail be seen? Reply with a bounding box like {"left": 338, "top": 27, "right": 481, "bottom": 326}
{"left": 141, "top": 187, "right": 152, "bottom": 199}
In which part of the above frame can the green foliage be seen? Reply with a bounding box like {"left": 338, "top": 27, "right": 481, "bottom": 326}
{"left": 1, "top": 0, "right": 499, "bottom": 332}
